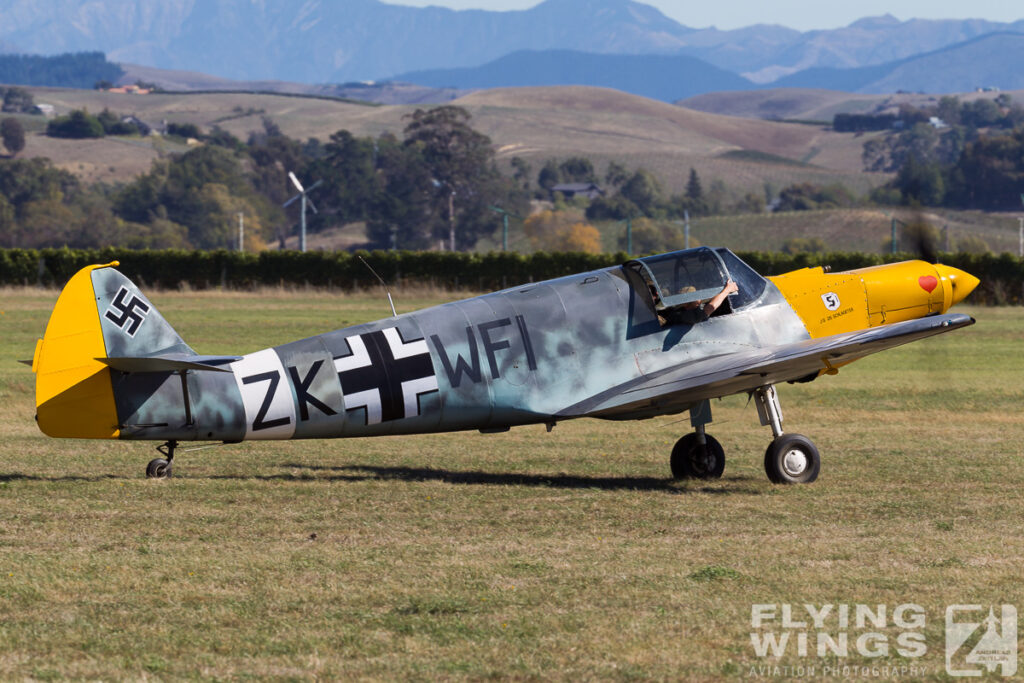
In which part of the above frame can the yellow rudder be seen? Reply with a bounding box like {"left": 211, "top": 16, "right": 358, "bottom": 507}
{"left": 34, "top": 263, "right": 121, "bottom": 439}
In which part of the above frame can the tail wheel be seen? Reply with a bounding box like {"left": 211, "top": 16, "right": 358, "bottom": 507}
{"left": 764, "top": 434, "right": 820, "bottom": 484}
{"left": 671, "top": 433, "right": 725, "bottom": 480}
{"left": 146, "top": 458, "right": 172, "bottom": 479}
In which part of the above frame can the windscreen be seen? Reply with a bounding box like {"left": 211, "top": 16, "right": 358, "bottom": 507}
{"left": 714, "top": 248, "right": 767, "bottom": 309}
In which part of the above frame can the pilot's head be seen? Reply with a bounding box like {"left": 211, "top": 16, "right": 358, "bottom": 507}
{"left": 679, "top": 285, "right": 700, "bottom": 309}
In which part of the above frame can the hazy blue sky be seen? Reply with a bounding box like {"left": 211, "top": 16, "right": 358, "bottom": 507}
{"left": 383, "top": 0, "right": 1023, "bottom": 31}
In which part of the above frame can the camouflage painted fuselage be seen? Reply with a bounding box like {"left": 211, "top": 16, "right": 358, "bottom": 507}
{"left": 110, "top": 258, "right": 809, "bottom": 442}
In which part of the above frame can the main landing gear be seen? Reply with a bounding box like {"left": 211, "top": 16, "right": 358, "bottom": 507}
{"left": 669, "top": 386, "right": 820, "bottom": 484}
{"left": 754, "top": 385, "right": 820, "bottom": 484}
{"left": 670, "top": 400, "right": 725, "bottom": 479}
{"left": 146, "top": 440, "right": 176, "bottom": 479}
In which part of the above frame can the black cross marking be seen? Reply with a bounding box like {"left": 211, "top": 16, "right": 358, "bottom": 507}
{"left": 334, "top": 328, "right": 437, "bottom": 425}
{"left": 104, "top": 287, "right": 151, "bottom": 336}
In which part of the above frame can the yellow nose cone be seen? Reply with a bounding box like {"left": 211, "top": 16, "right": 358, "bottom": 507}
{"left": 934, "top": 264, "right": 980, "bottom": 308}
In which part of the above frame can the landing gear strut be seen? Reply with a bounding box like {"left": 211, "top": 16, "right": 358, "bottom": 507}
{"left": 755, "top": 385, "right": 820, "bottom": 484}
{"left": 670, "top": 400, "right": 725, "bottom": 479}
{"left": 146, "top": 440, "right": 176, "bottom": 479}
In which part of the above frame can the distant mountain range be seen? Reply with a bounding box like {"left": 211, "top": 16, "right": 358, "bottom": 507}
{"left": 1, "top": 0, "right": 1023, "bottom": 101}
{"left": 398, "top": 33, "right": 1024, "bottom": 102}
{"left": 395, "top": 50, "right": 751, "bottom": 103}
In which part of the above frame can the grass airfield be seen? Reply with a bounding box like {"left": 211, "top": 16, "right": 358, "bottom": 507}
{"left": 1, "top": 287, "right": 1023, "bottom": 680}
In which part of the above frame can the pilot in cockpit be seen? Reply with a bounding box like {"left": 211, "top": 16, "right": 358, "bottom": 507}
{"left": 662, "top": 279, "right": 738, "bottom": 325}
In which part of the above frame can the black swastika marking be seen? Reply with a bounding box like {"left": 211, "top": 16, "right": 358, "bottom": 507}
{"left": 104, "top": 287, "right": 151, "bottom": 337}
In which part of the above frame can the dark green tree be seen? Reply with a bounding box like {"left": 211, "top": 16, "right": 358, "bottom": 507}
{"left": 894, "top": 155, "right": 945, "bottom": 206}
{"left": 401, "top": 105, "right": 510, "bottom": 250}
{"left": 686, "top": 168, "right": 703, "bottom": 202}
{"left": 558, "top": 156, "right": 596, "bottom": 183}
{"left": 46, "top": 109, "right": 104, "bottom": 138}
{"left": 585, "top": 195, "right": 639, "bottom": 221}
{"left": 945, "top": 129, "right": 1024, "bottom": 209}
{"left": 367, "top": 133, "right": 434, "bottom": 250}
{"left": 619, "top": 169, "right": 662, "bottom": 216}
{"left": 1, "top": 117, "right": 25, "bottom": 156}
{"left": 510, "top": 156, "right": 532, "bottom": 190}
{"left": 167, "top": 122, "right": 202, "bottom": 139}
{"left": 537, "top": 159, "right": 561, "bottom": 193}
{"left": 311, "top": 129, "right": 378, "bottom": 225}
{"left": 604, "top": 161, "right": 629, "bottom": 187}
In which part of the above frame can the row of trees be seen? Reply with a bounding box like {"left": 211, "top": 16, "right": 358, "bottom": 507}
{"left": 0, "top": 86, "right": 35, "bottom": 114}
{"left": 880, "top": 127, "right": 1024, "bottom": 210}
{"left": 862, "top": 95, "right": 1024, "bottom": 173}
{"left": 0, "top": 52, "right": 124, "bottom": 90}
{"left": 7, "top": 93, "right": 1022, "bottom": 252}
{"left": 0, "top": 106, "right": 532, "bottom": 251}
{"left": 857, "top": 95, "right": 1024, "bottom": 210}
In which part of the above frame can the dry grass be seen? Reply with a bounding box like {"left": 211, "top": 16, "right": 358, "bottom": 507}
{"left": 1, "top": 288, "right": 1022, "bottom": 679}
{"left": 680, "top": 87, "right": 1024, "bottom": 122}
{"left": 25, "top": 85, "right": 879, "bottom": 195}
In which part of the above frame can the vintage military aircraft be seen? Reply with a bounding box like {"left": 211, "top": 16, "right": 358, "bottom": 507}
{"left": 30, "top": 247, "right": 978, "bottom": 484}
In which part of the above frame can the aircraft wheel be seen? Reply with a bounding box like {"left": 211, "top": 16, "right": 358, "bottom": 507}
{"left": 146, "top": 458, "right": 172, "bottom": 479}
{"left": 670, "top": 433, "right": 725, "bottom": 480}
{"left": 764, "top": 434, "right": 819, "bottom": 484}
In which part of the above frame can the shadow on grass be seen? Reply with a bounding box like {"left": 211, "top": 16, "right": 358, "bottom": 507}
{"left": 0, "top": 473, "right": 122, "bottom": 483}
{"left": 273, "top": 463, "right": 763, "bottom": 495}
{"left": 0, "top": 467, "right": 763, "bottom": 494}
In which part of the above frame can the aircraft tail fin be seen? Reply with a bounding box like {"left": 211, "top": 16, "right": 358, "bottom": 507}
{"left": 33, "top": 263, "right": 194, "bottom": 438}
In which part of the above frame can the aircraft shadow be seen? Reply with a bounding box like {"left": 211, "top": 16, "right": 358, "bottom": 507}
{"left": 277, "top": 463, "right": 761, "bottom": 495}
{"left": 0, "top": 473, "right": 123, "bottom": 483}
{"left": 0, "top": 468, "right": 759, "bottom": 493}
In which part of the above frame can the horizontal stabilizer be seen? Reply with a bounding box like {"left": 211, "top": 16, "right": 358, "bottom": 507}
{"left": 97, "top": 354, "right": 241, "bottom": 373}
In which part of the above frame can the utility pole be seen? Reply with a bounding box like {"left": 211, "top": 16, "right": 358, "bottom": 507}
{"left": 618, "top": 215, "right": 633, "bottom": 255}
{"left": 236, "top": 212, "right": 244, "bottom": 252}
{"left": 1018, "top": 216, "right": 1023, "bottom": 258}
{"left": 684, "top": 209, "right": 691, "bottom": 249}
{"left": 1019, "top": 194, "right": 1024, "bottom": 257}
{"left": 448, "top": 190, "right": 456, "bottom": 252}
{"left": 488, "top": 205, "right": 520, "bottom": 252}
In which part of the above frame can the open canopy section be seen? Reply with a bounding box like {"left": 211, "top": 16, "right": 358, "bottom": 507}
{"left": 625, "top": 247, "right": 768, "bottom": 313}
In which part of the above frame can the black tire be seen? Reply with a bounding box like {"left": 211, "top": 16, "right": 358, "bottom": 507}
{"left": 146, "top": 457, "right": 172, "bottom": 479}
{"left": 670, "top": 433, "right": 725, "bottom": 480}
{"left": 764, "top": 434, "right": 820, "bottom": 484}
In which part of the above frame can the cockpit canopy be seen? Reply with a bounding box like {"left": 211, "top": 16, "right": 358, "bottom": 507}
{"left": 625, "top": 247, "right": 767, "bottom": 313}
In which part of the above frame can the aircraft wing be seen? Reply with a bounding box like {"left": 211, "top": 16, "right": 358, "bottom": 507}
{"left": 559, "top": 313, "right": 974, "bottom": 419}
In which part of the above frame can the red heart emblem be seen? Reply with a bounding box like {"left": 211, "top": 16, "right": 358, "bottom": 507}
{"left": 918, "top": 275, "right": 938, "bottom": 293}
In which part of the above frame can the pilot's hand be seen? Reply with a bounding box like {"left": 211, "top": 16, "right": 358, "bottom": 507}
{"left": 724, "top": 280, "right": 739, "bottom": 295}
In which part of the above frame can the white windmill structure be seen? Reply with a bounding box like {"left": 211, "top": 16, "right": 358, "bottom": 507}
{"left": 283, "top": 171, "right": 323, "bottom": 252}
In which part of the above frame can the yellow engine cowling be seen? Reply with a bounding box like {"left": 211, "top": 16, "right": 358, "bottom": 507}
{"left": 769, "top": 260, "right": 979, "bottom": 339}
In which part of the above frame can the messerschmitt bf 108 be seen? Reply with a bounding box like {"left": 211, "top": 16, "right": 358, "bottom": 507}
{"left": 29, "top": 247, "right": 978, "bottom": 484}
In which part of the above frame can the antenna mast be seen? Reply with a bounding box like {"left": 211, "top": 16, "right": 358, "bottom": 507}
{"left": 358, "top": 256, "right": 398, "bottom": 318}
